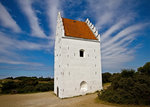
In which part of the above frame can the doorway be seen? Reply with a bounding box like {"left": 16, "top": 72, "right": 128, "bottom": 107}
{"left": 57, "top": 87, "right": 59, "bottom": 97}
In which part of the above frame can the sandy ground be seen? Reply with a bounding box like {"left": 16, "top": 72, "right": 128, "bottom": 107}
{"left": 0, "top": 91, "right": 115, "bottom": 107}
{"left": 0, "top": 92, "right": 148, "bottom": 107}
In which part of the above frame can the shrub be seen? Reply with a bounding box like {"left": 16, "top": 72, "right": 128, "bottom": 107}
{"left": 35, "top": 83, "right": 53, "bottom": 92}
{"left": 38, "top": 77, "right": 52, "bottom": 81}
{"left": 121, "top": 69, "right": 135, "bottom": 78}
{"left": 138, "top": 62, "right": 150, "bottom": 75}
{"left": 98, "top": 62, "right": 150, "bottom": 105}
{"left": 5, "top": 77, "right": 13, "bottom": 79}
{"left": 1, "top": 81, "right": 17, "bottom": 93}
{"left": 0, "top": 77, "right": 54, "bottom": 94}
{"left": 102, "top": 72, "right": 112, "bottom": 83}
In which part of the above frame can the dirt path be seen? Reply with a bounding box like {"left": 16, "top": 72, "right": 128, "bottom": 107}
{"left": 0, "top": 91, "right": 115, "bottom": 107}
{"left": 0, "top": 92, "right": 146, "bottom": 107}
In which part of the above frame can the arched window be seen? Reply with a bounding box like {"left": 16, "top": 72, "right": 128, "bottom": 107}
{"left": 80, "top": 81, "right": 88, "bottom": 92}
{"left": 79, "top": 49, "right": 84, "bottom": 57}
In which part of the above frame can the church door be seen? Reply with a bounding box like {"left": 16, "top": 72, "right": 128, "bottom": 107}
{"left": 57, "top": 87, "right": 59, "bottom": 97}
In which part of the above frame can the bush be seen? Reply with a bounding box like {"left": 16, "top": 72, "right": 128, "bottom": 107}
{"left": 14, "top": 76, "right": 37, "bottom": 81}
{"left": 35, "top": 83, "right": 54, "bottom": 92}
{"left": 5, "top": 77, "right": 13, "bottom": 79}
{"left": 102, "top": 72, "right": 112, "bottom": 83}
{"left": 98, "top": 62, "right": 150, "bottom": 105}
{"left": 0, "top": 77, "right": 54, "bottom": 94}
{"left": 138, "top": 62, "right": 150, "bottom": 75}
{"left": 38, "top": 77, "right": 52, "bottom": 81}
{"left": 1, "top": 81, "right": 17, "bottom": 93}
{"left": 121, "top": 69, "right": 135, "bottom": 78}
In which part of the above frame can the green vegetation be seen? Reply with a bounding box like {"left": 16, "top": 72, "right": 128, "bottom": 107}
{"left": 102, "top": 72, "right": 112, "bottom": 83}
{"left": 0, "top": 76, "right": 54, "bottom": 94}
{"left": 99, "top": 62, "right": 150, "bottom": 105}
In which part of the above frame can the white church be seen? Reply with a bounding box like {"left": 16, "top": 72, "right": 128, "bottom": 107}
{"left": 54, "top": 12, "right": 102, "bottom": 98}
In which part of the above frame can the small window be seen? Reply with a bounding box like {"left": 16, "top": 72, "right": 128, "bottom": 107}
{"left": 80, "top": 49, "right": 84, "bottom": 57}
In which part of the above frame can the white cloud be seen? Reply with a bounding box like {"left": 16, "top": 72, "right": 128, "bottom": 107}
{"left": 46, "top": 0, "right": 59, "bottom": 38}
{"left": 17, "top": 0, "right": 47, "bottom": 38}
{"left": 86, "top": 0, "right": 147, "bottom": 72}
{"left": 0, "top": 32, "right": 48, "bottom": 51}
{"left": 0, "top": 31, "right": 50, "bottom": 65}
{"left": 88, "top": 0, "right": 136, "bottom": 30}
{"left": 101, "top": 33, "right": 136, "bottom": 54}
{"left": 101, "top": 19, "right": 131, "bottom": 42}
{"left": 0, "top": 3, "right": 21, "bottom": 32}
{"left": 0, "top": 0, "right": 61, "bottom": 67}
{"left": 45, "top": 0, "right": 62, "bottom": 50}
{"left": 88, "top": 0, "right": 125, "bottom": 29}
{"left": 101, "top": 24, "right": 146, "bottom": 72}
{"left": 0, "top": 59, "right": 43, "bottom": 66}
{"left": 101, "top": 23, "right": 146, "bottom": 49}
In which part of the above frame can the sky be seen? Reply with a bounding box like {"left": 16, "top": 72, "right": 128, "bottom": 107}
{"left": 0, "top": 0, "right": 150, "bottom": 79}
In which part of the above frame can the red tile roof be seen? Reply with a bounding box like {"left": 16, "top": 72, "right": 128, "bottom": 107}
{"left": 62, "top": 18, "right": 97, "bottom": 40}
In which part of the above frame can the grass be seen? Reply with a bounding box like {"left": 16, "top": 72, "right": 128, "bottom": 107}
{"left": 102, "top": 82, "right": 111, "bottom": 90}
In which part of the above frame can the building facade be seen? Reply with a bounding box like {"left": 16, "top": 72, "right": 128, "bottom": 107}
{"left": 54, "top": 12, "right": 102, "bottom": 98}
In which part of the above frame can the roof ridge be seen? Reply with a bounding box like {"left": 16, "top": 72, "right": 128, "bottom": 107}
{"left": 62, "top": 17, "right": 85, "bottom": 23}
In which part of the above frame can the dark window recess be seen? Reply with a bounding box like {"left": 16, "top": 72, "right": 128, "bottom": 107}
{"left": 80, "top": 50, "right": 84, "bottom": 57}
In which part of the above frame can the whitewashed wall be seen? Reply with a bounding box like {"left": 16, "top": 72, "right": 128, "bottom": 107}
{"left": 54, "top": 12, "right": 102, "bottom": 98}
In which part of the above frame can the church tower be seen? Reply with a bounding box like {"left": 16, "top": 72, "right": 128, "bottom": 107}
{"left": 54, "top": 12, "right": 102, "bottom": 98}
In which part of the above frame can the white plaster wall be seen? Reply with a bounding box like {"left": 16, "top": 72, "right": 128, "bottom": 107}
{"left": 54, "top": 12, "right": 64, "bottom": 95}
{"left": 54, "top": 13, "right": 102, "bottom": 98}
{"left": 56, "top": 37, "right": 102, "bottom": 98}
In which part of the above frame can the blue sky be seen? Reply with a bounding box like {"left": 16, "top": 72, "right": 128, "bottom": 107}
{"left": 0, "top": 0, "right": 150, "bottom": 79}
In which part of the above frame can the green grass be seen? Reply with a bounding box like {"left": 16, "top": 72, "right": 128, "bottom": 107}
{"left": 103, "top": 82, "right": 111, "bottom": 90}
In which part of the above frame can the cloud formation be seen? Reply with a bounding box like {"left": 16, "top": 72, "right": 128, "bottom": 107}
{"left": 0, "top": 0, "right": 60, "bottom": 67}
{"left": 46, "top": 0, "right": 60, "bottom": 39}
{"left": 0, "top": 31, "right": 49, "bottom": 65}
{"left": 86, "top": 0, "right": 148, "bottom": 72}
{"left": 0, "top": 3, "right": 21, "bottom": 32}
{"left": 17, "top": 0, "right": 47, "bottom": 38}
